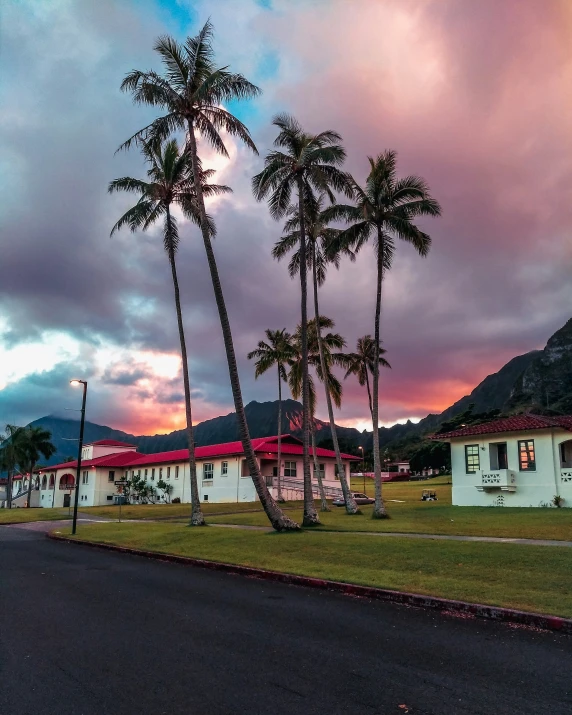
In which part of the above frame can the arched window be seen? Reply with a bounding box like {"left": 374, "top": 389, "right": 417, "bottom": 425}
{"left": 34, "top": 477, "right": 40, "bottom": 490}
{"left": 59, "top": 474, "right": 75, "bottom": 490}
{"left": 41, "top": 475, "right": 47, "bottom": 490}
{"left": 49, "top": 474, "right": 55, "bottom": 489}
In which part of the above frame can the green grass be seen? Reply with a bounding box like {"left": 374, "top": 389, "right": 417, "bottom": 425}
{"left": 0, "top": 508, "right": 69, "bottom": 524}
{"left": 204, "top": 477, "right": 572, "bottom": 541}
{"left": 78, "top": 500, "right": 276, "bottom": 520}
{"left": 60, "top": 521, "right": 572, "bottom": 618}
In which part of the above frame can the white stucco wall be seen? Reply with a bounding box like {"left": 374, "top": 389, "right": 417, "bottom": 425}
{"left": 451, "top": 428, "right": 572, "bottom": 507}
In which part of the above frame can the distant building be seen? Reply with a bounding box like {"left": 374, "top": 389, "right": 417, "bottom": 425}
{"left": 433, "top": 414, "right": 572, "bottom": 507}
{"left": 32, "top": 436, "right": 358, "bottom": 507}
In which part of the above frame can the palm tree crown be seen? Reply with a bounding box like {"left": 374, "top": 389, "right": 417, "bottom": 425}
{"left": 109, "top": 138, "right": 230, "bottom": 248}
{"left": 119, "top": 22, "right": 260, "bottom": 156}
{"left": 344, "top": 336, "right": 391, "bottom": 418}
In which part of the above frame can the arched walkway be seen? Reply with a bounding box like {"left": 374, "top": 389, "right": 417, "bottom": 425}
{"left": 558, "top": 439, "right": 572, "bottom": 468}
{"left": 59, "top": 474, "right": 75, "bottom": 490}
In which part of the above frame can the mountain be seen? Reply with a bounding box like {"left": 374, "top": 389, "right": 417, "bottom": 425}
{"left": 506, "top": 317, "right": 572, "bottom": 414}
{"left": 28, "top": 315, "right": 572, "bottom": 466}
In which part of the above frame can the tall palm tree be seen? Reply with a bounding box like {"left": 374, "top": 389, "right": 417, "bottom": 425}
{"left": 344, "top": 336, "right": 391, "bottom": 420}
{"left": 18, "top": 426, "right": 56, "bottom": 508}
{"left": 109, "top": 138, "right": 231, "bottom": 526}
{"left": 273, "top": 196, "right": 358, "bottom": 514}
{"left": 0, "top": 425, "right": 20, "bottom": 509}
{"left": 247, "top": 329, "right": 295, "bottom": 502}
{"left": 289, "top": 317, "right": 349, "bottom": 511}
{"left": 252, "top": 115, "right": 351, "bottom": 526}
{"left": 327, "top": 151, "right": 441, "bottom": 518}
{"left": 118, "top": 23, "right": 298, "bottom": 532}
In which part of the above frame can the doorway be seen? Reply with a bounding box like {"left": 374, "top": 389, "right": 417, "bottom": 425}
{"left": 63, "top": 493, "right": 71, "bottom": 508}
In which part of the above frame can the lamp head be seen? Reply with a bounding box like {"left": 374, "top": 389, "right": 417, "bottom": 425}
{"left": 70, "top": 379, "right": 86, "bottom": 386}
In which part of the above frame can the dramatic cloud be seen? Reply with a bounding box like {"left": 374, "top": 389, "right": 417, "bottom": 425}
{"left": 1, "top": 0, "right": 571, "bottom": 433}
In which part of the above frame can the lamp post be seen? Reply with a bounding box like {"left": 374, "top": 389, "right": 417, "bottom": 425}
{"left": 358, "top": 446, "right": 364, "bottom": 493}
{"left": 70, "top": 379, "right": 87, "bottom": 535}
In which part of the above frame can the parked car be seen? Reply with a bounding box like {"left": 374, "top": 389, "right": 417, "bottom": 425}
{"left": 332, "top": 492, "right": 375, "bottom": 506}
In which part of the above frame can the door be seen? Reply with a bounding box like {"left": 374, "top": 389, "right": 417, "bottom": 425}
{"left": 63, "top": 493, "right": 71, "bottom": 507}
{"left": 497, "top": 443, "right": 508, "bottom": 470}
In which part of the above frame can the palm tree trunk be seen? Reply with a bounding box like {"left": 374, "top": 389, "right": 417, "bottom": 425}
{"left": 276, "top": 370, "right": 284, "bottom": 502}
{"left": 311, "top": 244, "right": 357, "bottom": 515}
{"left": 365, "top": 369, "right": 374, "bottom": 421}
{"left": 372, "top": 227, "right": 388, "bottom": 518}
{"left": 310, "top": 420, "right": 329, "bottom": 511}
{"left": 166, "top": 224, "right": 204, "bottom": 527}
{"left": 297, "top": 175, "right": 319, "bottom": 526}
{"left": 187, "top": 126, "right": 299, "bottom": 531}
{"left": 7, "top": 469, "right": 13, "bottom": 509}
{"left": 25, "top": 461, "right": 35, "bottom": 508}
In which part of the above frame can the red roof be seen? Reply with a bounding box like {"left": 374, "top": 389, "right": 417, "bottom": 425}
{"left": 37, "top": 434, "right": 358, "bottom": 472}
{"left": 87, "top": 439, "right": 137, "bottom": 448}
{"left": 432, "top": 414, "right": 572, "bottom": 440}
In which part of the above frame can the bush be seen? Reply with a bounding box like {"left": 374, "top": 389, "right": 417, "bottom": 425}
{"left": 172, "top": 497, "right": 181, "bottom": 504}
{"left": 553, "top": 495, "right": 564, "bottom": 508}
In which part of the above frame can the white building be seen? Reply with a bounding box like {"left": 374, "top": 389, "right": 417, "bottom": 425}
{"left": 33, "top": 435, "right": 357, "bottom": 508}
{"left": 433, "top": 414, "right": 572, "bottom": 507}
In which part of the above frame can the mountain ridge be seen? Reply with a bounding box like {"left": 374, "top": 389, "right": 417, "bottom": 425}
{"left": 28, "top": 315, "right": 572, "bottom": 466}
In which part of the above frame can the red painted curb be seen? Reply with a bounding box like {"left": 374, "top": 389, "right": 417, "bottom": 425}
{"left": 47, "top": 533, "right": 572, "bottom": 635}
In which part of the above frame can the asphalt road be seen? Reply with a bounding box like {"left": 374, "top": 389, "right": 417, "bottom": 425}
{"left": 1, "top": 526, "right": 571, "bottom": 715}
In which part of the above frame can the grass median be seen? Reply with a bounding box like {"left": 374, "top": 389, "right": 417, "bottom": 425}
{"left": 59, "top": 521, "right": 572, "bottom": 618}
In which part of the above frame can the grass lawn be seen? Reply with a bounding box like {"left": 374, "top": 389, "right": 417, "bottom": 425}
{"left": 0, "top": 508, "right": 69, "bottom": 524}
{"left": 78, "top": 500, "right": 276, "bottom": 521}
{"left": 204, "top": 477, "right": 572, "bottom": 541}
{"left": 60, "top": 521, "right": 572, "bottom": 618}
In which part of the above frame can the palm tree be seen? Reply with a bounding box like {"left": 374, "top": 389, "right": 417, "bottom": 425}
{"left": 327, "top": 151, "right": 441, "bottom": 518}
{"left": 109, "top": 138, "right": 231, "bottom": 526}
{"left": 252, "top": 115, "right": 351, "bottom": 526}
{"left": 17, "top": 426, "right": 57, "bottom": 508}
{"left": 0, "top": 425, "right": 21, "bottom": 509}
{"left": 247, "top": 329, "right": 295, "bottom": 502}
{"left": 289, "top": 317, "right": 349, "bottom": 511}
{"left": 344, "top": 336, "right": 391, "bottom": 420}
{"left": 118, "top": 23, "right": 298, "bottom": 532}
{"left": 273, "top": 196, "right": 358, "bottom": 514}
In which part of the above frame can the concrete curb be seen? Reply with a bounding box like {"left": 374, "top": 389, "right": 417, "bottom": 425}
{"left": 47, "top": 532, "right": 572, "bottom": 636}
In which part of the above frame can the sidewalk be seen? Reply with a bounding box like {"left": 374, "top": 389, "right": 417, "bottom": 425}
{"left": 211, "top": 522, "right": 572, "bottom": 547}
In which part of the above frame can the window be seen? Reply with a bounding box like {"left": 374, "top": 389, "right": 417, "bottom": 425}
{"left": 203, "top": 463, "right": 214, "bottom": 481}
{"left": 138, "top": 470, "right": 141, "bottom": 478}
{"left": 159, "top": 468, "right": 163, "bottom": 479}
{"left": 284, "top": 461, "right": 297, "bottom": 477}
{"left": 489, "top": 443, "right": 507, "bottom": 471}
{"left": 465, "top": 445, "right": 480, "bottom": 473}
{"left": 518, "top": 440, "right": 536, "bottom": 471}
{"left": 108, "top": 470, "right": 115, "bottom": 483}
{"left": 221, "top": 461, "right": 228, "bottom": 476}
{"left": 131, "top": 470, "right": 135, "bottom": 479}
{"left": 175, "top": 466, "right": 179, "bottom": 479}
{"left": 151, "top": 468, "right": 155, "bottom": 481}
{"left": 167, "top": 467, "right": 171, "bottom": 479}
{"left": 334, "top": 464, "right": 346, "bottom": 480}
{"left": 313, "top": 463, "right": 325, "bottom": 480}
{"left": 124, "top": 471, "right": 128, "bottom": 479}
{"left": 41, "top": 475, "right": 47, "bottom": 490}
{"left": 82, "top": 470, "right": 89, "bottom": 485}
{"left": 107, "top": 495, "right": 113, "bottom": 501}
{"left": 145, "top": 469, "right": 148, "bottom": 478}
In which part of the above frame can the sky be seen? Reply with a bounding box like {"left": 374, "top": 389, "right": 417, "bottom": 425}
{"left": 1, "top": 0, "right": 572, "bottom": 435}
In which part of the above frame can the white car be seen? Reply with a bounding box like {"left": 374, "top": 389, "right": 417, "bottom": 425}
{"left": 332, "top": 492, "right": 375, "bottom": 506}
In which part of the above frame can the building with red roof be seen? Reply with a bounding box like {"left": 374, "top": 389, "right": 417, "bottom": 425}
{"left": 33, "top": 434, "right": 358, "bottom": 508}
{"left": 432, "top": 414, "right": 572, "bottom": 508}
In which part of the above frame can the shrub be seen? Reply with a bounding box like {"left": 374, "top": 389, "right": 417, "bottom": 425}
{"left": 172, "top": 497, "right": 181, "bottom": 504}
{"left": 552, "top": 495, "right": 564, "bottom": 508}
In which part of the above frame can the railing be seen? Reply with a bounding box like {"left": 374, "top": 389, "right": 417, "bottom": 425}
{"left": 476, "top": 469, "right": 516, "bottom": 491}
{"left": 265, "top": 476, "right": 344, "bottom": 499}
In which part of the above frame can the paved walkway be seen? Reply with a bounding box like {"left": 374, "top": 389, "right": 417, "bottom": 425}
{"left": 211, "top": 523, "right": 572, "bottom": 547}
{"left": 3, "top": 517, "right": 571, "bottom": 547}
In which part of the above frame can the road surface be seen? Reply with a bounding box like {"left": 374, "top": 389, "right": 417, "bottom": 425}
{"left": 1, "top": 524, "right": 570, "bottom": 714}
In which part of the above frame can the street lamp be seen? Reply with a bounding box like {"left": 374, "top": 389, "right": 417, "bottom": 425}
{"left": 70, "top": 379, "right": 88, "bottom": 535}
{"left": 358, "top": 446, "right": 365, "bottom": 493}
